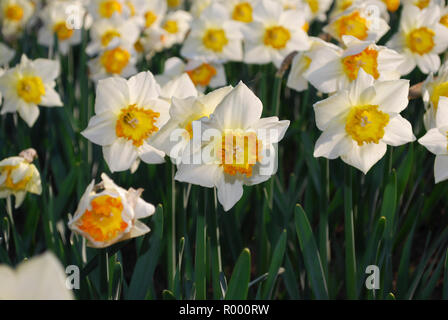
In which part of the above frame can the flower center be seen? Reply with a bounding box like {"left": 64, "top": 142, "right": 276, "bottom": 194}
{"left": 217, "top": 131, "right": 262, "bottom": 178}
{"left": 163, "top": 20, "right": 178, "bottom": 34}
{"left": 53, "top": 22, "right": 74, "bottom": 41}
{"left": 0, "top": 165, "right": 32, "bottom": 191}
{"left": 430, "top": 81, "right": 448, "bottom": 110}
{"left": 187, "top": 63, "right": 217, "bottom": 87}
{"left": 345, "top": 105, "right": 389, "bottom": 146}
{"left": 334, "top": 11, "right": 369, "bottom": 40}
{"left": 134, "top": 39, "right": 144, "bottom": 52}
{"left": 202, "top": 28, "right": 228, "bottom": 52}
{"left": 414, "top": 0, "right": 429, "bottom": 9}
{"left": 382, "top": 0, "right": 400, "bottom": 12}
{"left": 16, "top": 76, "right": 45, "bottom": 104}
{"left": 126, "top": 0, "right": 135, "bottom": 16}
{"left": 144, "top": 11, "right": 157, "bottom": 28}
{"left": 115, "top": 104, "right": 160, "bottom": 146}
{"left": 99, "top": 0, "right": 122, "bottom": 18}
{"left": 100, "top": 47, "right": 131, "bottom": 74}
{"left": 5, "top": 4, "right": 23, "bottom": 21}
{"left": 306, "top": 0, "right": 319, "bottom": 13}
{"left": 101, "top": 29, "right": 121, "bottom": 46}
{"left": 440, "top": 14, "right": 448, "bottom": 28}
{"left": 264, "top": 26, "right": 291, "bottom": 49}
{"left": 167, "top": 0, "right": 181, "bottom": 8}
{"left": 342, "top": 48, "right": 379, "bottom": 81}
{"left": 406, "top": 27, "right": 435, "bottom": 55}
{"left": 77, "top": 195, "right": 128, "bottom": 243}
{"left": 232, "top": 2, "right": 253, "bottom": 23}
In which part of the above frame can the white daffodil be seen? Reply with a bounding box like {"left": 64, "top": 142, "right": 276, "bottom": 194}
{"left": 87, "top": 42, "right": 138, "bottom": 82}
{"left": 37, "top": 1, "right": 84, "bottom": 55}
{"left": 86, "top": 16, "right": 140, "bottom": 56}
{"left": 301, "top": 0, "right": 333, "bottom": 22}
{"left": 88, "top": 0, "right": 131, "bottom": 19}
{"left": 158, "top": 73, "right": 198, "bottom": 103}
{"left": 402, "top": 0, "right": 443, "bottom": 10}
{"left": 167, "top": 0, "right": 184, "bottom": 11}
{"left": 175, "top": 82, "right": 290, "bottom": 211}
{"left": 157, "top": 10, "right": 192, "bottom": 49}
{"left": 330, "top": 0, "right": 389, "bottom": 19}
{"left": 387, "top": 5, "right": 448, "bottom": 75}
{"left": 155, "top": 57, "right": 227, "bottom": 93}
{"left": 287, "top": 37, "right": 342, "bottom": 92}
{"left": 441, "top": 5, "right": 448, "bottom": 29}
{"left": 68, "top": 173, "right": 155, "bottom": 248}
{"left": 418, "top": 97, "right": 448, "bottom": 183}
{"left": 180, "top": 3, "right": 243, "bottom": 62}
{"left": 0, "top": 149, "right": 41, "bottom": 209}
{"left": 151, "top": 85, "right": 232, "bottom": 164}
{"left": 0, "top": 43, "right": 15, "bottom": 66}
{"left": 134, "top": 0, "right": 167, "bottom": 30}
{"left": 218, "top": 0, "right": 258, "bottom": 24}
{"left": 243, "top": 0, "right": 310, "bottom": 68}
{"left": 0, "top": 55, "right": 63, "bottom": 127}
{"left": 324, "top": 5, "right": 390, "bottom": 43}
{"left": 190, "top": 0, "right": 212, "bottom": 18}
{"left": 0, "top": 251, "right": 73, "bottom": 300}
{"left": 1, "top": 0, "right": 34, "bottom": 38}
{"left": 81, "top": 71, "right": 170, "bottom": 172}
{"left": 313, "top": 69, "right": 415, "bottom": 174}
{"left": 422, "top": 62, "right": 448, "bottom": 129}
{"left": 305, "top": 35, "right": 405, "bottom": 94}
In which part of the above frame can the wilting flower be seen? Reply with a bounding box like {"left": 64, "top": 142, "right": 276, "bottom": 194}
{"left": 37, "top": 1, "right": 85, "bottom": 55}
{"left": 88, "top": 42, "right": 138, "bottom": 82}
{"left": 81, "top": 71, "right": 170, "bottom": 172}
{"left": 0, "top": 55, "right": 63, "bottom": 127}
{"left": 68, "top": 173, "right": 155, "bottom": 248}
{"left": 181, "top": 2, "right": 243, "bottom": 62}
{"left": 324, "top": 5, "right": 390, "bottom": 43}
{"left": 422, "top": 63, "right": 448, "bottom": 129}
{"left": 156, "top": 57, "right": 227, "bottom": 93}
{"left": 313, "top": 70, "right": 415, "bottom": 174}
{"left": 287, "top": 37, "right": 340, "bottom": 92}
{"left": 0, "top": 149, "right": 41, "bottom": 209}
{"left": 1, "top": 0, "right": 34, "bottom": 38}
{"left": 175, "top": 82, "right": 290, "bottom": 211}
{"left": 387, "top": 5, "right": 448, "bottom": 74}
{"left": 0, "top": 43, "right": 15, "bottom": 66}
{"left": 151, "top": 85, "right": 232, "bottom": 163}
{"left": 418, "top": 97, "right": 448, "bottom": 183}
{"left": 0, "top": 251, "right": 73, "bottom": 300}
{"left": 86, "top": 16, "right": 140, "bottom": 56}
{"left": 243, "top": 0, "right": 310, "bottom": 68}
{"left": 305, "top": 35, "right": 405, "bottom": 93}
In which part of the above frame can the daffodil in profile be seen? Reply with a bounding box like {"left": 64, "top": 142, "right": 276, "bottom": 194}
{"left": 387, "top": 5, "right": 448, "bottom": 74}
{"left": 175, "top": 82, "right": 290, "bottom": 211}
{"left": 422, "top": 62, "right": 448, "bottom": 129}
{"left": 68, "top": 173, "right": 155, "bottom": 248}
{"left": 180, "top": 2, "right": 243, "bottom": 62}
{"left": 243, "top": 0, "right": 310, "bottom": 68}
{"left": 305, "top": 35, "right": 405, "bottom": 93}
{"left": 0, "top": 149, "right": 41, "bottom": 209}
{"left": 418, "top": 97, "right": 448, "bottom": 183}
{"left": 0, "top": 251, "right": 73, "bottom": 300}
{"left": 313, "top": 69, "right": 415, "bottom": 174}
{"left": 0, "top": 55, "right": 63, "bottom": 127}
{"left": 81, "top": 71, "right": 170, "bottom": 172}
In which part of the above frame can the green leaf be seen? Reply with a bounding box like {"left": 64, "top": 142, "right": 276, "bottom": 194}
{"left": 225, "top": 248, "right": 251, "bottom": 300}
{"left": 294, "top": 205, "right": 328, "bottom": 299}
{"left": 261, "top": 230, "right": 287, "bottom": 299}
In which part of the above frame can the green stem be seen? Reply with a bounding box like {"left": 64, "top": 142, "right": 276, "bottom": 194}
{"left": 194, "top": 189, "right": 207, "bottom": 300}
{"left": 209, "top": 188, "right": 223, "bottom": 299}
{"left": 344, "top": 166, "right": 357, "bottom": 299}
{"left": 99, "top": 249, "right": 109, "bottom": 300}
{"left": 318, "top": 159, "right": 330, "bottom": 281}
{"left": 168, "top": 164, "right": 176, "bottom": 290}
{"left": 6, "top": 196, "right": 23, "bottom": 261}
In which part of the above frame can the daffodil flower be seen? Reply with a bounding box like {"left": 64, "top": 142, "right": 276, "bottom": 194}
{"left": 133, "top": 0, "right": 167, "bottom": 30}
{"left": 305, "top": 35, "right": 405, "bottom": 93}
{"left": 68, "top": 173, "right": 155, "bottom": 248}
{"left": 325, "top": 5, "right": 390, "bottom": 43}
{"left": 402, "top": 0, "right": 443, "bottom": 10}
{"left": 302, "top": 0, "right": 333, "bottom": 22}
{"left": 0, "top": 55, "right": 63, "bottom": 127}
{"left": 418, "top": 97, "right": 448, "bottom": 183}
{"left": 220, "top": 0, "right": 258, "bottom": 24}
{"left": 1, "top": 0, "right": 34, "bottom": 38}
{"left": 0, "top": 252, "right": 73, "bottom": 300}
{"left": 313, "top": 69, "right": 415, "bottom": 174}
{"left": 243, "top": 0, "right": 310, "bottom": 68}
{"left": 175, "top": 82, "right": 290, "bottom": 211}
{"left": 81, "top": 71, "right": 170, "bottom": 172}
{"left": 37, "top": 1, "right": 85, "bottom": 55}
{"left": 88, "top": 0, "right": 131, "bottom": 20}
{"left": 151, "top": 85, "right": 233, "bottom": 164}
{"left": 181, "top": 2, "right": 243, "bottom": 62}
{"left": 157, "top": 10, "right": 192, "bottom": 50}
{"left": 422, "top": 62, "right": 448, "bottom": 129}
{"left": 387, "top": 5, "right": 448, "bottom": 74}
{"left": 0, "top": 149, "right": 42, "bottom": 209}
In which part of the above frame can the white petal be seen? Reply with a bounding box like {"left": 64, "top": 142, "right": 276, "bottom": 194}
{"left": 216, "top": 174, "right": 244, "bottom": 212}
{"left": 103, "top": 139, "right": 138, "bottom": 172}
{"left": 250, "top": 117, "right": 290, "bottom": 144}
{"left": 382, "top": 115, "right": 416, "bottom": 146}
{"left": 418, "top": 128, "right": 448, "bottom": 155}
{"left": 348, "top": 69, "right": 375, "bottom": 105}
{"left": 175, "top": 162, "right": 220, "bottom": 188}
{"left": 313, "top": 91, "right": 351, "bottom": 131}
{"left": 416, "top": 54, "right": 440, "bottom": 75}
{"left": 128, "top": 71, "right": 161, "bottom": 106}
{"left": 40, "top": 86, "right": 63, "bottom": 107}
{"left": 134, "top": 198, "right": 155, "bottom": 219}
{"left": 435, "top": 97, "right": 448, "bottom": 127}
{"left": 17, "top": 103, "right": 39, "bottom": 127}
{"left": 81, "top": 113, "right": 118, "bottom": 146}
{"left": 341, "top": 142, "right": 387, "bottom": 174}
{"left": 95, "top": 77, "right": 130, "bottom": 114}
{"left": 372, "top": 79, "right": 410, "bottom": 113}
{"left": 138, "top": 142, "right": 165, "bottom": 164}
{"left": 314, "top": 124, "right": 352, "bottom": 159}
{"left": 434, "top": 155, "right": 448, "bottom": 183}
